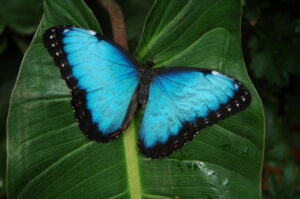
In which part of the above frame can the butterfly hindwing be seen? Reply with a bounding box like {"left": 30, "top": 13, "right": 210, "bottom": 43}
{"left": 44, "top": 26, "right": 140, "bottom": 142}
{"left": 138, "top": 67, "right": 251, "bottom": 158}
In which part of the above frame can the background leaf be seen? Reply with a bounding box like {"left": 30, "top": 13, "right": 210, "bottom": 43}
{"left": 7, "top": 0, "right": 264, "bottom": 199}
{"left": 0, "top": 0, "right": 43, "bottom": 35}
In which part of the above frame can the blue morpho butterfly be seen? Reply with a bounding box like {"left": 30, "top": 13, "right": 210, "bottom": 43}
{"left": 43, "top": 25, "right": 251, "bottom": 159}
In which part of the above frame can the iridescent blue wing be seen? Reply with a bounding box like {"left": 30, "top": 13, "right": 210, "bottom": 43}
{"left": 43, "top": 26, "right": 140, "bottom": 142}
{"left": 138, "top": 67, "right": 251, "bottom": 158}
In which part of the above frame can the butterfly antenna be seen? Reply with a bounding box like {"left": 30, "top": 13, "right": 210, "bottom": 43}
{"left": 140, "top": 29, "right": 155, "bottom": 68}
{"left": 135, "top": 18, "right": 155, "bottom": 68}
{"left": 150, "top": 43, "right": 186, "bottom": 64}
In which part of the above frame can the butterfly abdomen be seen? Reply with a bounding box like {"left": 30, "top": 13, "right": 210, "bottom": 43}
{"left": 138, "top": 67, "right": 153, "bottom": 105}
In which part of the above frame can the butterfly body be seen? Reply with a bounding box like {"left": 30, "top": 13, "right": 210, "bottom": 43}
{"left": 44, "top": 25, "right": 251, "bottom": 159}
{"left": 138, "top": 66, "right": 153, "bottom": 105}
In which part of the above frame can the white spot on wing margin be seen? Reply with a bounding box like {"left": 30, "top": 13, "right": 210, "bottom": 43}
{"left": 88, "top": 30, "right": 96, "bottom": 35}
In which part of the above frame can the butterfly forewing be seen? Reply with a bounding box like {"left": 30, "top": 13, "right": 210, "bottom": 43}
{"left": 138, "top": 68, "right": 251, "bottom": 158}
{"left": 43, "top": 26, "right": 140, "bottom": 142}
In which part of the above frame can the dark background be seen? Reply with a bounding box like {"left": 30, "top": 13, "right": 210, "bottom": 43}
{"left": 0, "top": 0, "right": 299, "bottom": 198}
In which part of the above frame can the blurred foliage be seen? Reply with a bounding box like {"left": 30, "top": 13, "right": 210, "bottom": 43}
{"left": 242, "top": 0, "right": 300, "bottom": 198}
{"left": 0, "top": 0, "right": 43, "bottom": 35}
{"left": 0, "top": 42, "right": 22, "bottom": 198}
{"left": 0, "top": 0, "right": 299, "bottom": 198}
{"left": 244, "top": 0, "right": 300, "bottom": 87}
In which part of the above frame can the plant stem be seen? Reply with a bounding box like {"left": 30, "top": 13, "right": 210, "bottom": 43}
{"left": 98, "top": 0, "right": 128, "bottom": 49}
{"left": 98, "top": 1, "right": 142, "bottom": 198}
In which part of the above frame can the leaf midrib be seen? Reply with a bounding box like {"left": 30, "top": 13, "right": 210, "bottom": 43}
{"left": 123, "top": 118, "right": 142, "bottom": 199}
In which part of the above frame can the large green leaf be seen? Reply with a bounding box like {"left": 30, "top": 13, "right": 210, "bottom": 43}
{"left": 7, "top": 0, "right": 264, "bottom": 198}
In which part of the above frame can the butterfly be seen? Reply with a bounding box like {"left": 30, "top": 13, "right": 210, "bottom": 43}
{"left": 43, "top": 25, "right": 251, "bottom": 159}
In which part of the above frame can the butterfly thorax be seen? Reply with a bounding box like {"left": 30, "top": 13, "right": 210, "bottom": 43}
{"left": 139, "top": 67, "right": 154, "bottom": 106}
